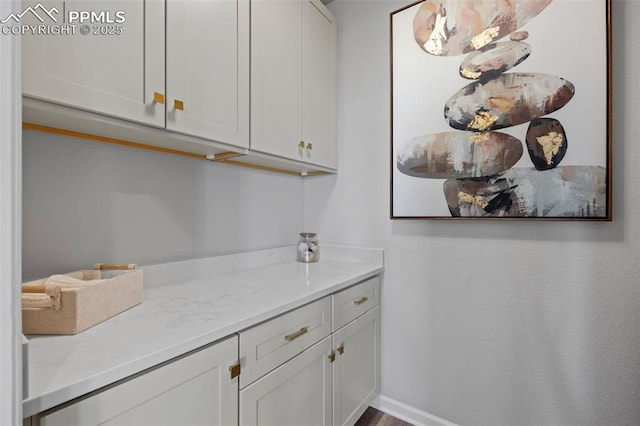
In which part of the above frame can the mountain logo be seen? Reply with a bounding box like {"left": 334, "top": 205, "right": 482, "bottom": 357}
{"left": 1, "top": 3, "right": 59, "bottom": 24}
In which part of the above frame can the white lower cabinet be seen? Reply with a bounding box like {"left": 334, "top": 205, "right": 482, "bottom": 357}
{"left": 34, "top": 335, "right": 239, "bottom": 426}
{"left": 238, "top": 297, "right": 333, "bottom": 426}
{"left": 332, "top": 306, "right": 380, "bottom": 426}
{"left": 239, "top": 276, "right": 380, "bottom": 426}
{"left": 240, "top": 336, "right": 333, "bottom": 426}
{"left": 239, "top": 297, "right": 332, "bottom": 388}
{"left": 27, "top": 276, "right": 381, "bottom": 426}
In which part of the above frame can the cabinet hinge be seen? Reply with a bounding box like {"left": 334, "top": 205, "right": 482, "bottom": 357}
{"left": 229, "top": 362, "right": 241, "bottom": 379}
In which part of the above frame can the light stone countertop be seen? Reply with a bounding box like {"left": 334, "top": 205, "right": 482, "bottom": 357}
{"left": 23, "top": 245, "right": 384, "bottom": 417}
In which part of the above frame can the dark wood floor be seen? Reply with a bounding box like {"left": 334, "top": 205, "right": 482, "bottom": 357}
{"left": 355, "top": 406, "right": 414, "bottom": 426}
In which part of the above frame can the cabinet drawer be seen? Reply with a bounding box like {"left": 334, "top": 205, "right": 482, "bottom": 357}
{"left": 332, "top": 276, "right": 380, "bottom": 331}
{"left": 239, "top": 296, "right": 332, "bottom": 388}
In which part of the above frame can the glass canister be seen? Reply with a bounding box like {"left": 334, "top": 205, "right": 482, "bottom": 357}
{"left": 297, "top": 233, "right": 319, "bottom": 263}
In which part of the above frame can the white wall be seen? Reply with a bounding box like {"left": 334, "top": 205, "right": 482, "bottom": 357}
{"left": 22, "top": 130, "right": 305, "bottom": 280}
{"left": 306, "top": 0, "right": 640, "bottom": 424}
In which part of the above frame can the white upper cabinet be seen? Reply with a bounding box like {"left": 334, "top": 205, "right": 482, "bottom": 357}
{"left": 22, "top": 0, "right": 165, "bottom": 128}
{"left": 251, "top": 0, "right": 337, "bottom": 169}
{"left": 250, "top": 0, "right": 303, "bottom": 160}
{"left": 22, "top": 0, "right": 336, "bottom": 172}
{"left": 302, "top": 0, "right": 337, "bottom": 169}
{"left": 166, "top": 0, "right": 249, "bottom": 147}
{"left": 22, "top": 0, "right": 249, "bottom": 149}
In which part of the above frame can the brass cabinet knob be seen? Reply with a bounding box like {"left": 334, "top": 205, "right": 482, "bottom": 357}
{"left": 174, "top": 99, "right": 184, "bottom": 111}
{"left": 153, "top": 92, "right": 165, "bottom": 104}
{"left": 229, "top": 363, "right": 241, "bottom": 379}
{"left": 337, "top": 345, "right": 345, "bottom": 355}
{"left": 306, "top": 143, "right": 313, "bottom": 150}
{"left": 299, "top": 140, "right": 305, "bottom": 149}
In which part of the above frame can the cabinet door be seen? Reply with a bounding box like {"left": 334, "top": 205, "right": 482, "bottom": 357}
{"left": 333, "top": 306, "right": 380, "bottom": 426}
{"left": 37, "top": 336, "right": 239, "bottom": 426}
{"left": 22, "top": 0, "right": 165, "bottom": 128}
{"left": 302, "top": 0, "right": 337, "bottom": 169}
{"left": 166, "top": 0, "right": 249, "bottom": 148}
{"left": 250, "top": 0, "right": 303, "bottom": 161}
{"left": 240, "top": 336, "right": 332, "bottom": 426}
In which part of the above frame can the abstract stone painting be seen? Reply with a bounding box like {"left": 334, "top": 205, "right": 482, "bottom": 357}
{"left": 391, "top": 0, "right": 611, "bottom": 219}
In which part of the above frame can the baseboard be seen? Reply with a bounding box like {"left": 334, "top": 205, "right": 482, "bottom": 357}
{"left": 371, "top": 395, "right": 458, "bottom": 426}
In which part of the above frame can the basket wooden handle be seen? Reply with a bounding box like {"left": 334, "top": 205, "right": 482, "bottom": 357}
{"left": 22, "top": 285, "right": 61, "bottom": 294}
{"left": 94, "top": 263, "right": 138, "bottom": 270}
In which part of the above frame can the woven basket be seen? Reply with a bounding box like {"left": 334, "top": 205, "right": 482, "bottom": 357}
{"left": 22, "top": 264, "right": 143, "bottom": 335}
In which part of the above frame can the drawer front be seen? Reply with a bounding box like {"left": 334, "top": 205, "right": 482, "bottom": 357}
{"left": 332, "top": 276, "right": 380, "bottom": 331}
{"left": 239, "top": 296, "right": 332, "bottom": 387}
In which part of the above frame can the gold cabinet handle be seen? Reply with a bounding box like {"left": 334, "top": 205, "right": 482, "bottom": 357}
{"left": 353, "top": 296, "right": 368, "bottom": 305}
{"left": 153, "top": 92, "right": 165, "bottom": 104}
{"left": 306, "top": 143, "right": 313, "bottom": 150}
{"left": 337, "top": 345, "right": 345, "bottom": 355}
{"left": 229, "top": 363, "right": 241, "bottom": 379}
{"left": 328, "top": 352, "right": 336, "bottom": 363}
{"left": 284, "top": 327, "right": 309, "bottom": 341}
{"left": 174, "top": 99, "right": 184, "bottom": 111}
{"left": 298, "top": 140, "right": 305, "bottom": 149}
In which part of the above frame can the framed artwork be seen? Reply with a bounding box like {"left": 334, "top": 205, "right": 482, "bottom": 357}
{"left": 390, "top": 0, "right": 612, "bottom": 220}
